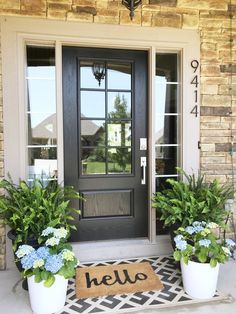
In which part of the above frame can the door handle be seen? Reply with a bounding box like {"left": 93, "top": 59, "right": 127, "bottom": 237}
{"left": 141, "top": 157, "right": 146, "bottom": 185}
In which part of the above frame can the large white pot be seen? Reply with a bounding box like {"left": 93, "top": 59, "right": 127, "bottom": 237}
{"left": 27, "top": 275, "right": 68, "bottom": 314}
{"left": 180, "top": 259, "right": 220, "bottom": 299}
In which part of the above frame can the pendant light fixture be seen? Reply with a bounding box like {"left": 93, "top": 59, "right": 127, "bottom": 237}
{"left": 122, "top": 0, "right": 142, "bottom": 20}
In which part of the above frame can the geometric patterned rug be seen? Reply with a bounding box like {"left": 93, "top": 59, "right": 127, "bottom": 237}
{"left": 56, "top": 256, "right": 228, "bottom": 314}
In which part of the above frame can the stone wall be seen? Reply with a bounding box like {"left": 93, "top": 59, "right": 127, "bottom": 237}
{"left": 0, "top": 0, "right": 235, "bottom": 269}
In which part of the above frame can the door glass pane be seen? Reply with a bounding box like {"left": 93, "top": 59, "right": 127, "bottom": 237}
{"left": 81, "top": 91, "right": 105, "bottom": 118}
{"left": 155, "top": 84, "right": 178, "bottom": 114}
{"left": 28, "top": 113, "right": 57, "bottom": 145}
{"left": 81, "top": 148, "right": 106, "bottom": 175}
{"left": 108, "top": 122, "right": 131, "bottom": 147}
{"left": 107, "top": 62, "right": 131, "bottom": 90}
{"left": 108, "top": 92, "right": 131, "bottom": 118}
{"left": 80, "top": 60, "right": 105, "bottom": 89}
{"left": 108, "top": 148, "right": 132, "bottom": 174}
{"left": 81, "top": 120, "right": 105, "bottom": 147}
{"left": 79, "top": 59, "right": 133, "bottom": 176}
{"left": 82, "top": 190, "right": 132, "bottom": 218}
{"left": 155, "top": 116, "right": 178, "bottom": 145}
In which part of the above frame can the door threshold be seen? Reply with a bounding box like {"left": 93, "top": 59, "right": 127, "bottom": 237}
{"left": 72, "top": 235, "right": 172, "bottom": 263}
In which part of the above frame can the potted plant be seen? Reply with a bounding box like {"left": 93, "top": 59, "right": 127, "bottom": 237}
{"left": 0, "top": 178, "right": 82, "bottom": 251}
{"left": 15, "top": 226, "right": 78, "bottom": 314}
{"left": 152, "top": 168, "right": 233, "bottom": 246}
{"left": 173, "top": 221, "right": 235, "bottom": 299}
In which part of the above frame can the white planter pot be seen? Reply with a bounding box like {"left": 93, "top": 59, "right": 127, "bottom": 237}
{"left": 180, "top": 259, "right": 220, "bottom": 299}
{"left": 27, "top": 275, "right": 68, "bottom": 314}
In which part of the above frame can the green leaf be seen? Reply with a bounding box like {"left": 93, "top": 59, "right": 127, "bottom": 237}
{"left": 183, "top": 255, "right": 189, "bottom": 265}
{"left": 34, "top": 273, "right": 42, "bottom": 283}
{"left": 41, "top": 271, "right": 50, "bottom": 281}
{"left": 44, "top": 275, "right": 55, "bottom": 288}
{"left": 173, "top": 250, "right": 181, "bottom": 261}
{"left": 210, "top": 258, "right": 218, "bottom": 268}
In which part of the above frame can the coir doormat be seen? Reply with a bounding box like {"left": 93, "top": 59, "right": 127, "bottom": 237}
{"left": 76, "top": 262, "right": 163, "bottom": 299}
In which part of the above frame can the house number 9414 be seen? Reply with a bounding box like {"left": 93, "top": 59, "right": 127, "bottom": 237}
{"left": 190, "top": 60, "right": 199, "bottom": 117}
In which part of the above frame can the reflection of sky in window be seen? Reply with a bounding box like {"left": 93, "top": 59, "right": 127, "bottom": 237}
{"left": 27, "top": 66, "right": 55, "bottom": 127}
{"left": 108, "top": 68, "right": 131, "bottom": 90}
{"left": 155, "top": 76, "right": 167, "bottom": 134}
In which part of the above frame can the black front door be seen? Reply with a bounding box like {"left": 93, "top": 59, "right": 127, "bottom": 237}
{"left": 63, "top": 47, "right": 148, "bottom": 241}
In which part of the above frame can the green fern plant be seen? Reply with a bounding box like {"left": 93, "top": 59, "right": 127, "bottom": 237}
{"left": 153, "top": 168, "right": 233, "bottom": 229}
{"left": 0, "top": 178, "right": 82, "bottom": 250}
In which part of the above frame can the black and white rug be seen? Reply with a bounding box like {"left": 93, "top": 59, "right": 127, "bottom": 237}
{"left": 57, "top": 256, "right": 227, "bottom": 314}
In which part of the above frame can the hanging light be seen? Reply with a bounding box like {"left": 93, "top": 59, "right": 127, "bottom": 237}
{"left": 92, "top": 62, "right": 105, "bottom": 86}
{"left": 122, "top": 0, "right": 142, "bottom": 20}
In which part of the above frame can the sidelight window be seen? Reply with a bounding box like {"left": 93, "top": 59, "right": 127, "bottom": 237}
{"left": 155, "top": 53, "right": 181, "bottom": 192}
{"left": 26, "top": 45, "right": 57, "bottom": 182}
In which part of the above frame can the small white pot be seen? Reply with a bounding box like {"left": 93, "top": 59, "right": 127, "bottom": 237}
{"left": 27, "top": 275, "right": 68, "bottom": 314}
{"left": 180, "top": 259, "right": 220, "bottom": 299}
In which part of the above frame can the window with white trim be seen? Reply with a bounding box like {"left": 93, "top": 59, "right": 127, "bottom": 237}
{"left": 155, "top": 53, "right": 181, "bottom": 234}
{"left": 26, "top": 45, "right": 57, "bottom": 182}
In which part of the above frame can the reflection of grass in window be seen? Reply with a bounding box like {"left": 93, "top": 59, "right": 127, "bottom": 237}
{"left": 84, "top": 162, "right": 131, "bottom": 174}
{"left": 86, "top": 162, "right": 105, "bottom": 174}
{"left": 108, "top": 163, "right": 131, "bottom": 173}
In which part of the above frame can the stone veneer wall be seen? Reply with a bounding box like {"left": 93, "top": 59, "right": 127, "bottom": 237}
{"left": 0, "top": 0, "right": 235, "bottom": 269}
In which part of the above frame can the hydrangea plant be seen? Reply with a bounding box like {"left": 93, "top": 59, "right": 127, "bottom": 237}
{"left": 15, "top": 227, "right": 79, "bottom": 287}
{"left": 173, "top": 221, "right": 235, "bottom": 268}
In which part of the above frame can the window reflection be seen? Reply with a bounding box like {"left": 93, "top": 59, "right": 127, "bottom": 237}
{"left": 81, "top": 91, "right": 105, "bottom": 118}
{"left": 81, "top": 148, "right": 106, "bottom": 175}
{"left": 108, "top": 122, "right": 131, "bottom": 147}
{"left": 108, "top": 92, "right": 131, "bottom": 118}
{"left": 155, "top": 116, "right": 177, "bottom": 145}
{"left": 28, "top": 113, "right": 57, "bottom": 145}
{"left": 155, "top": 84, "right": 178, "bottom": 114}
{"left": 108, "top": 148, "right": 132, "bottom": 174}
{"left": 81, "top": 120, "right": 105, "bottom": 147}
{"left": 155, "top": 146, "right": 178, "bottom": 175}
{"left": 26, "top": 46, "right": 57, "bottom": 181}
{"left": 156, "top": 54, "right": 178, "bottom": 82}
{"left": 80, "top": 60, "right": 105, "bottom": 89}
{"left": 107, "top": 62, "right": 131, "bottom": 90}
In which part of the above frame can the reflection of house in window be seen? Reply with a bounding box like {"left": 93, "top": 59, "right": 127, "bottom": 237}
{"left": 81, "top": 118, "right": 104, "bottom": 147}
{"left": 30, "top": 113, "right": 57, "bottom": 146}
{"left": 28, "top": 113, "right": 57, "bottom": 179}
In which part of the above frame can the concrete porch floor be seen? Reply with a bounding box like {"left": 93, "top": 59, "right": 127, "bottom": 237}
{"left": 0, "top": 259, "right": 235, "bottom": 314}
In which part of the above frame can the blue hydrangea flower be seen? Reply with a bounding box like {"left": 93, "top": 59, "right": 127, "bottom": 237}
{"left": 21, "top": 251, "right": 38, "bottom": 270}
{"left": 41, "top": 227, "right": 56, "bottom": 236}
{"left": 45, "top": 254, "right": 64, "bottom": 273}
{"left": 185, "top": 226, "right": 195, "bottom": 235}
{"left": 15, "top": 245, "right": 35, "bottom": 258}
{"left": 36, "top": 247, "right": 50, "bottom": 259}
{"left": 225, "top": 239, "right": 235, "bottom": 248}
{"left": 193, "top": 225, "right": 204, "bottom": 233}
{"left": 176, "top": 239, "right": 187, "bottom": 251}
{"left": 199, "top": 239, "right": 211, "bottom": 247}
{"left": 174, "top": 234, "right": 183, "bottom": 243}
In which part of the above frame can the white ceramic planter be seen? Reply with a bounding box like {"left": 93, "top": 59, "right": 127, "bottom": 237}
{"left": 27, "top": 275, "right": 68, "bottom": 314}
{"left": 180, "top": 259, "right": 220, "bottom": 299}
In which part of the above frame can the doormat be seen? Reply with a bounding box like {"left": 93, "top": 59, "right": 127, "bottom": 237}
{"left": 76, "top": 262, "right": 163, "bottom": 299}
{"left": 57, "top": 256, "right": 231, "bottom": 314}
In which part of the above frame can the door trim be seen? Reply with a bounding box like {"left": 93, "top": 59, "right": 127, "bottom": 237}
{"left": 1, "top": 16, "right": 200, "bottom": 263}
